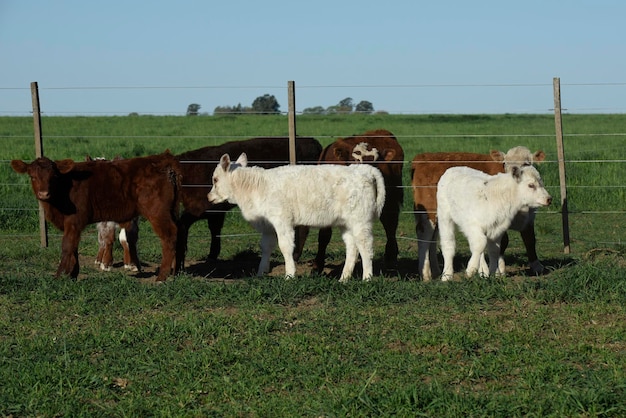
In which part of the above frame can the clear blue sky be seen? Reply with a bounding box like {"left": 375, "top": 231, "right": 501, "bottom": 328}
{"left": 2, "top": 0, "right": 625, "bottom": 115}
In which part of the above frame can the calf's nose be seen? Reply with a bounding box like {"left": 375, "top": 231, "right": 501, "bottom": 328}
{"left": 37, "top": 191, "right": 50, "bottom": 200}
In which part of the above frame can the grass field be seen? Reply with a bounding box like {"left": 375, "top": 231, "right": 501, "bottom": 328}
{"left": 1, "top": 114, "right": 625, "bottom": 416}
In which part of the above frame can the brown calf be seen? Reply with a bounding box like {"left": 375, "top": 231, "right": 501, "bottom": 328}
{"left": 175, "top": 136, "right": 323, "bottom": 271}
{"left": 11, "top": 151, "right": 181, "bottom": 281}
{"left": 85, "top": 156, "right": 141, "bottom": 272}
{"left": 410, "top": 147, "right": 546, "bottom": 280}
{"left": 301, "top": 129, "right": 404, "bottom": 273}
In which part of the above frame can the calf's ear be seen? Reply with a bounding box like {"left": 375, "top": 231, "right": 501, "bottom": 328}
{"left": 56, "top": 159, "right": 76, "bottom": 174}
{"left": 10, "top": 160, "right": 28, "bottom": 174}
{"left": 219, "top": 154, "right": 231, "bottom": 171}
{"left": 511, "top": 165, "right": 522, "bottom": 181}
{"left": 382, "top": 148, "right": 396, "bottom": 161}
{"left": 533, "top": 150, "right": 546, "bottom": 163}
{"left": 490, "top": 150, "right": 505, "bottom": 162}
{"left": 235, "top": 153, "right": 248, "bottom": 167}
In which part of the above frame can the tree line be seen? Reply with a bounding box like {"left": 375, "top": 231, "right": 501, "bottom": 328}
{"left": 186, "top": 95, "right": 379, "bottom": 116}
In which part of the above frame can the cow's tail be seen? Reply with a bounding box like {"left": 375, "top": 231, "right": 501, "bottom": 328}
{"left": 372, "top": 167, "right": 386, "bottom": 218}
{"left": 163, "top": 151, "right": 183, "bottom": 221}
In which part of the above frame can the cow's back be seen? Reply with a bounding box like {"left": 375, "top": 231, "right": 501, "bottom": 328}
{"left": 178, "top": 137, "right": 322, "bottom": 216}
{"left": 73, "top": 152, "right": 181, "bottom": 223}
{"left": 411, "top": 152, "right": 504, "bottom": 224}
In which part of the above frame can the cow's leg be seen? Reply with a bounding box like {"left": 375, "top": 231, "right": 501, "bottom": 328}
{"left": 380, "top": 208, "right": 399, "bottom": 271}
{"left": 119, "top": 219, "right": 140, "bottom": 271}
{"left": 96, "top": 222, "right": 115, "bottom": 271}
{"left": 292, "top": 226, "right": 309, "bottom": 262}
{"left": 339, "top": 228, "right": 358, "bottom": 283}
{"left": 417, "top": 215, "right": 437, "bottom": 281}
{"left": 466, "top": 231, "right": 488, "bottom": 278}
{"left": 207, "top": 212, "right": 226, "bottom": 260}
{"left": 175, "top": 212, "right": 196, "bottom": 272}
{"left": 58, "top": 226, "right": 81, "bottom": 278}
{"left": 438, "top": 216, "right": 455, "bottom": 281}
{"left": 354, "top": 225, "right": 375, "bottom": 281}
{"left": 275, "top": 224, "right": 297, "bottom": 279}
{"left": 486, "top": 238, "right": 503, "bottom": 276}
{"left": 313, "top": 227, "right": 332, "bottom": 273}
{"left": 149, "top": 216, "right": 178, "bottom": 282}
{"left": 520, "top": 222, "right": 545, "bottom": 275}
{"left": 257, "top": 230, "right": 277, "bottom": 276}
{"left": 498, "top": 231, "right": 509, "bottom": 276}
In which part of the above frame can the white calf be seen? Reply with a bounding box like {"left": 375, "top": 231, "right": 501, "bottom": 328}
{"left": 207, "top": 153, "right": 386, "bottom": 282}
{"left": 437, "top": 165, "right": 552, "bottom": 280}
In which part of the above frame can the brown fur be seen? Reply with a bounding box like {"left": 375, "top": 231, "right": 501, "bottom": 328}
{"left": 302, "top": 129, "right": 405, "bottom": 272}
{"left": 11, "top": 151, "right": 181, "bottom": 281}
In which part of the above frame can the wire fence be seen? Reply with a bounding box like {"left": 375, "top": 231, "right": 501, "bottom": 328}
{"left": 2, "top": 81, "right": 626, "bottom": 115}
{"left": 1, "top": 81, "right": 625, "bottom": 252}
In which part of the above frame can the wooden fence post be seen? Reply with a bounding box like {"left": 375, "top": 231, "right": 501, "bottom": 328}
{"left": 553, "top": 77, "right": 570, "bottom": 254}
{"left": 287, "top": 81, "right": 297, "bottom": 165}
{"left": 30, "top": 81, "right": 48, "bottom": 248}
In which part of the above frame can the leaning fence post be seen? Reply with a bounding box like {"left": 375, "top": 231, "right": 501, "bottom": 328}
{"left": 553, "top": 77, "right": 570, "bottom": 254}
{"left": 30, "top": 81, "right": 48, "bottom": 248}
{"left": 287, "top": 81, "right": 297, "bottom": 165}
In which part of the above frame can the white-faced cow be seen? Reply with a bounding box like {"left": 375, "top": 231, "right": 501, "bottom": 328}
{"left": 410, "top": 146, "right": 546, "bottom": 280}
{"left": 299, "top": 129, "right": 404, "bottom": 274}
{"left": 11, "top": 151, "right": 181, "bottom": 282}
{"left": 175, "top": 137, "right": 322, "bottom": 271}
{"left": 437, "top": 165, "right": 552, "bottom": 280}
{"left": 207, "top": 153, "right": 386, "bottom": 282}
{"left": 85, "top": 156, "right": 141, "bottom": 272}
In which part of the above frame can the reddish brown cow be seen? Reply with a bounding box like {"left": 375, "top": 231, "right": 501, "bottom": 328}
{"left": 11, "top": 151, "right": 181, "bottom": 282}
{"left": 301, "top": 129, "right": 404, "bottom": 273}
{"left": 410, "top": 147, "right": 546, "bottom": 280}
{"left": 175, "top": 136, "right": 323, "bottom": 271}
{"left": 85, "top": 156, "right": 141, "bottom": 272}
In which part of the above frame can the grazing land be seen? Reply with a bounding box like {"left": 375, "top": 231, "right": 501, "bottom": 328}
{"left": 1, "top": 114, "right": 625, "bottom": 416}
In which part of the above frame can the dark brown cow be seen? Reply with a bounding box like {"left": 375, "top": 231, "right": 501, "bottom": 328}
{"left": 301, "top": 129, "right": 404, "bottom": 273}
{"left": 11, "top": 151, "right": 181, "bottom": 282}
{"left": 175, "top": 136, "right": 323, "bottom": 271}
{"left": 410, "top": 146, "right": 546, "bottom": 280}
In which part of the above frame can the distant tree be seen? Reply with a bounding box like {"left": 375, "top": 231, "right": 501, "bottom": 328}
{"left": 186, "top": 103, "right": 201, "bottom": 116}
{"left": 303, "top": 106, "right": 325, "bottom": 115}
{"left": 214, "top": 103, "right": 245, "bottom": 115}
{"left": 325, "top": 105, "right": 340, "bottom": 114}
{"left": 128, "top": 112, "right": 139, "bottom": 117}
{"left": 337, "top": 97, "right": 354, "bottom": 113}
{"left": 252, "top": 94, "right": 280, "bottom": 114}
{"left": 355, "top": 100, "right": 374, "bottom": 114}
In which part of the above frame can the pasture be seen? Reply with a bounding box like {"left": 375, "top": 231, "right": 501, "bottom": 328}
{"left": 1, "top": 114, "right": 625, "bottom": 416}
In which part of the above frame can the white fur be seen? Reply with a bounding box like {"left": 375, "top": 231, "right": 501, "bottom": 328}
{"left": 437, "top": 165, "right": 551, "bottom": 280}
{"left": 416, "top": 146, "right": 545, "bottom": 280}
{"left": 207, "top": 153, "right": 386, "bottom": 282}
{"left": 352, "top": 142, "right": 379, "bottom": 162}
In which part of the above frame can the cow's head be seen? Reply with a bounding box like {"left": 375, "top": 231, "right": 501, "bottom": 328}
{"left": 511, "top": 165, "right": 552, "bottom": 208}
{"left": 207, "top": 153, "right": 247, "bottom": 205}
{"left": 490, "top": 146, "right": 546, "bottom": 172}
{"left": 352, "top": 142, "right": 379, "bottom": 162}
{"left": 11, "top": 157, "right": 75, "bottom": 201}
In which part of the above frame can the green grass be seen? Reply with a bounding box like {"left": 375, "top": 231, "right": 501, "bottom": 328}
{"left": 1, "top": 113, "right": 626, "bottom": 416}
{"left": 1, "top": 248, "right": 626, "bottom": 416}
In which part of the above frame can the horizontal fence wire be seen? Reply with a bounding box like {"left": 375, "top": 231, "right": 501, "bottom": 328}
{"left": 1, "top": 81, "right": 625, "bottom": 248}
